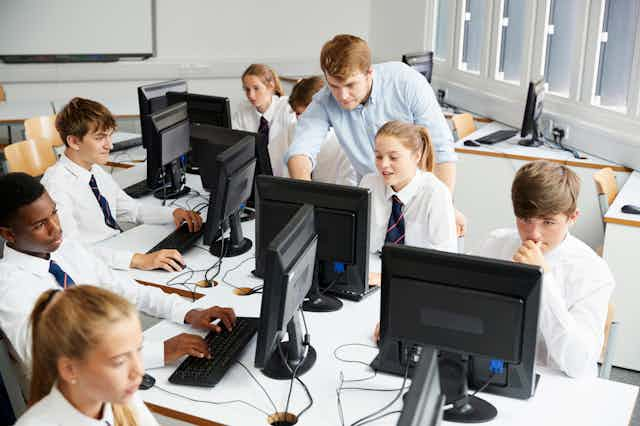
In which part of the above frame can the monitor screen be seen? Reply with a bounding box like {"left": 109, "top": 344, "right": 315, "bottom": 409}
{"left": 160, "top": 120, "right": 190, "bottom": 165}
{"left": 402, "top": 51, "right": 434, "bottom": 83}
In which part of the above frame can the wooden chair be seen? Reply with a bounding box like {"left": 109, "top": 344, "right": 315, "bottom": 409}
{"left": 0, "top": 84, "right": 6, "bottom": 102}
{"left": 599, "top": 303, "right": 618, "bottom": 379}
{"left": 24, "top": 115, "right": 65, "bottom": 147}
{"left": 451, "top": 113, "right": 476, "bottom": 140}
{"left": 4, "top": 139, "right": 57, "bottom": 176}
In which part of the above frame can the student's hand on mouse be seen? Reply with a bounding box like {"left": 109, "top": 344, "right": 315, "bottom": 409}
{"left": 185, "top": 306, "right": 237, "bottom": 333}
{"left": 455, "top": 209, "right": 467, "bottom": 237}
{"left": 131, "top": 250, "right": 185, "bottom": 272}
{"left": 369, "top": 272, "right": 381, "bottom": 287}
{"left": 512, "top": 240, "right": 549, "bottom": 272}
{"left": 173, "top": 208, "right": 203, "bottom": 232}
{"left": 164, "top": 333, "right": 211, "bottom": 364}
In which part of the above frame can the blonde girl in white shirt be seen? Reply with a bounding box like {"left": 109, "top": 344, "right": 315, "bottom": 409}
{"left": 232, "top": 64, "right": 294, "bottom": 177}
{"left": 360, "top": 120, "right": 457, "bottom": 256}
{"left": 16, "top": 286, "right": 159, "bottom": 426}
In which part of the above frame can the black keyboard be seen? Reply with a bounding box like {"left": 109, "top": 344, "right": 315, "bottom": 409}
{"left": 476, "top": 130, "right": 518, "bottom": 144}
{"left": 169, "top": 317, "right": 259, "bottom": 387}
{"left": 124, "top": 180, "right": 152, "bottom": 198}
{"left": 146, "top": 222, "right": 205, "bottom": 254}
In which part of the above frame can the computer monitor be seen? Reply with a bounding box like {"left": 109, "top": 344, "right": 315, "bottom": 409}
{"left": 398, "top": 346, "right": 444, "bottom": 426}
{"left": 167, "top": 92, "right": 232, "bottom": 128}
{"left": 202, "top": 136, "right": 256, "bottom": 257}
{"left": 255, "top": 204, "right": 318, "bottom": 380}
{"left": 147, "top": 102, "right": 191, "bottom": 199}
{"left": 138, "top": 79, "right": 188, "bottom": 187}
{"left": 372, "top": 245, "right": 541, "bottom": 423}
{"left": 518, "top": 79, "right": 546, "bottom": 147}
{"left": 402, "top": 51, "right": 434, "bottom": 83}
{"left": 255, "top": 176, "right": 373, "bottom": 312}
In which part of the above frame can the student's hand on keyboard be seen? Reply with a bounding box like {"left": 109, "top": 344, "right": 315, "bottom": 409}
{"left": 164, "top": 332, "right": 211, "bottom": 364}
{"left": 173, "top": 208, "right": 203, "bottom": 232}
{"left": 455, "top": 209, "right": 467, "bottom": 237}
{"left": 130, "top": 249, "right": 185, "bottom": 272}
{"left": 368, "top": 272, "right": 381, "bottom": 287}
{"left": 184, "top": 306, "right": 237, "bottom": 333}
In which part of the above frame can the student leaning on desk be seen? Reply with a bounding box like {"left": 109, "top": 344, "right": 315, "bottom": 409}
{"left": 41, "top": 98, "right": 203, "bottom": 273}
{"left": 0, "top": 173, "right": 237, "bottom": 373}
{"left": 15, "top": 286, "right": 158, "bottom": 426}
{"left": 285, "top": 34, "right": 467, "bottom": 236}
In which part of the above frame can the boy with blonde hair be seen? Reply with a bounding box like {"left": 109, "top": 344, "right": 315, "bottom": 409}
{"left": 480, "top": 161, "right": 614, "bottom": 378}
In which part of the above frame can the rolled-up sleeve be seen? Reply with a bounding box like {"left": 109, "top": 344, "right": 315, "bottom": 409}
{"left": 406, "top": 71, "right": 457, "bottom": 164}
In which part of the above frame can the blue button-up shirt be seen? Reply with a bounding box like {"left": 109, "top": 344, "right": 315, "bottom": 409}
{"left": 286, "top": 62, "right": 456, "bottom": 182}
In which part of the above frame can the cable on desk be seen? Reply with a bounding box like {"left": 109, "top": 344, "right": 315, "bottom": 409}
{"left": 153, "top": 383, "right": 272, "bottom": 416}
{"left": 320, "top": 271, "right": 345, "bottom": 295}
{"left": 237, "top": 360, "right": 279, "bottom": 413}
{"left": 354, "top": 410, "right": 401, "bottom": 426}
{"left": 220, "top": 256, "right": 262, "bottom": 294}
{"left": 333, "top": 343, "right": 378, "bottom": 383}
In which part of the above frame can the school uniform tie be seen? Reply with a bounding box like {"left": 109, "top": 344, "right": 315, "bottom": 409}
{"left": 385, "top": 195, "right": 405, "bottom": 245}
{"left": 48, "top": 260, "right": 75, "bottom": 289}
{"left": 258, "top": 116, "right": 270, "bottom": 146}
{"left": 89, "top": 175, "right": 121, "bottom": 232}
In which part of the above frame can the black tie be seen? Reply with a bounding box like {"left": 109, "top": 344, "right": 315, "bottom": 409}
{"left": 258, "top": 116, "right": 270, "bottom": 146}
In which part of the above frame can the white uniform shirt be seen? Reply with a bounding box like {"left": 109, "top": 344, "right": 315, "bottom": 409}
{"left": 15, "top": 384, "right": 159, "bottom": 426}
{"left": 360, "top": 170, "right": 457, "bottom": 253}
{"left": 0, "top": 240, "right": 192, "bottom": 371}
{"left": 479, "top": 228, "right": 615, "bottom": 378}
{"left": 41, "top": 154, "right": 175, "bottom": 270}
{"left": 232, "top": 95, "right": 295, "bottom": 178}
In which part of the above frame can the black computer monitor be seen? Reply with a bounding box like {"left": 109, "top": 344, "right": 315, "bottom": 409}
{"left": 202, "top": 136, "right": 256, "bottom": 257}
{"left": 398, "top": 346, "right": 444, "bottom": 426}
{"left": 138, "top": 80, "right": 188, "bottom": 187}
{"left": 372, "top": 245, "right": 541, "bottom": 423}
{"left": 147, "top": 102, "right": 191, "bottom": 199}
{"left": 255, "top": 176, "right": 373, "bottom": 313}
{"left": 167, "top": 92, "right": 232, "bottom": 128}
{"left": 518, "top": 79, "right": 546, "bottom": 147}
{"left": 255, "top": 204, "right": 318, "bottom": 380}
{"left": 402, "top": 51, "right": 434, "bottom": 83}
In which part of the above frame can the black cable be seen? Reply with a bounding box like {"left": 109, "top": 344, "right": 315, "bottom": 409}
{"left": 320, "top": 272, "right": 345, "bottom": 295}
{"left": 333, "top": 343, "right": 378, "bottom": 383}
{"left": 237, "top": 360, "right": 279, "bottom": 413}
{"left": 221, "top": 256, "right": 262, "bottom": 294}
{"left": 295, "top": 376, "right": 313, "bottom": 419}
{"left": 154, "top": 383, "right": 270, "bottom": 416}
{"left": 444, "top": 372, "right": 495, "bottom": 410}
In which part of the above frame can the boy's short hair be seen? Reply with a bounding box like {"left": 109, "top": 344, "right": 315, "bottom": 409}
{"left": 0, "top": 172, "right": 45, "bottom": 226}
{"left": 512, "top": 161, "right": 580, "bottom": 218}
{"left": 288, "top": 76, "right": 325, "bottom": 110}
{"left": 320, "top": 34, "right": 371, "bottom": 81}
{"left": 55, "top": 97, "right": 116, "bottom": 147}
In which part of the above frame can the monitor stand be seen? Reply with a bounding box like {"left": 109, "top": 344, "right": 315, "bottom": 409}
{"left": 261, "top": 311, "right": 317, "bottom": 380}
{"left": 153, "top": 160, "right": 191, "bottom": 200}
{"left": 302, "top": 262, "right": 343, "bottom": 312}
{"left": 517, "top": 122, "right": 543, "bottom": 147}
{"left": 209, "top": 211, "right": 252, "bottom": 257}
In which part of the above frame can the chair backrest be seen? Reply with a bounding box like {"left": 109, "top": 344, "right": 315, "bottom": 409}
{"left": 0, "top": 330, "right": 27, "bottom": 418}
{"left": 600, "top": 302, "right": 618, "bottom": 379}
{"left": 593, "top": 167, "right": 618, "bottom": 216}
{"left": 24, "top": 115, "right": 65, "bottom": 147}
{"left": 4, "top": 139, "right": 57, "bottom": 176}
{"left": 0, "top": 84, "right": 6, "bottom": 102}
{"left": 451, "top": 113, "right": 476, "bottom": 140}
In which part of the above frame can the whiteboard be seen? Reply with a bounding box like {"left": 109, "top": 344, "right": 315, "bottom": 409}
{"left": 0, "top": 0, "right": 152, "bottom": 57}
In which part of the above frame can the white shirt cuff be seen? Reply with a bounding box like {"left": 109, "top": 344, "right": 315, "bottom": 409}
{"left": 113, "top": 250, "right": 135, "bottom": 270}
{"left": 171, "top": 299, "right": 193, "bottom": 324}
{"left": 142, "top": 340, "right": 165, "bottom": 369}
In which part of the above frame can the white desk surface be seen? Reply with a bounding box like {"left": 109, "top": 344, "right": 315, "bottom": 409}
{"left": 98, "top": 193, "right": 637, "bottom": 425}
{"left": 0, "top": 100, "right": 53, "bottom": 123}
{"left": 605, "top": 170, "right": 640, "bottom": 226}
{"left": 53, "top": 97, "right": 139, "bottom": 118}
{"left": 456, "top": 122, "right": 629, "bottom": 171}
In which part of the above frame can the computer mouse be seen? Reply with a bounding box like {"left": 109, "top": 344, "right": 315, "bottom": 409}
{"left": 621, "top": 204, "right": 640, "bottom": 215}
{"left": 139, "top": 373, "right": 156, "bottom": 390}
{"left": 463, "top": 140, "right": 481, "bottom": 147}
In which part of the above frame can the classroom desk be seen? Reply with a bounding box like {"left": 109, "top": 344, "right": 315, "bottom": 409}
{"left": 603, "top": 170, "right": 640, "bottom": 370}
{"left": 0, "top": 100, "right": 53, "bottom": 124}
{"left": 97, "top": 186, "right": 638, "bottom": 425}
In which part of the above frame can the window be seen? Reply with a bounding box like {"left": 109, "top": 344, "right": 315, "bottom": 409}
{"left": 592, "top": 0, "right": 639, "bottom": 112}
{"left": 459, "top": 0, "right": 487, "bottom": 73}
{"left": 434, "top": 0, "right": 454, "bottom": 59}
{"left": 495, "top": 0, "right": 526, "bottom": 83}
{"left": 542, "top": 0, "right": 581, "bottom": 97}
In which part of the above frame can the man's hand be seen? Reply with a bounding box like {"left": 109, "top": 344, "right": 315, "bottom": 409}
{"left": 164, "top": 333, "right": 210, "bottom": 364}
{"left": 512, "top": 240, "right": 549, "bottom": 272}
{"left": 173, "top": 208, "right": 203, "bottom": 232}
{"left": 369, "top": 272, "right": 381, "bottom": 287}
{"left": 131, "top": 249, "right": 185, "bottom": 272}
{"left": 185, "top": 306, "right": 237, "bottom": 333}
{"left": 455, "top": 209, "right": 467, "bottom": 237}
{"left": 287, "top": 155, "right": 313, "bottom": 180}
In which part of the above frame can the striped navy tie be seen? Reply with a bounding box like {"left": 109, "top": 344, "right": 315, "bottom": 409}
{"left": 89, "top": 174, "right": 121, "bottom": 232}
{"left": 48, "top": 260, "right": 75, "bottom": 289}
{"left": 385, "top": 195, "right": 405, "bottom": 245}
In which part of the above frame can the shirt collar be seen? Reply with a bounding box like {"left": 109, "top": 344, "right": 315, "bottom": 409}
{"left": 253, "top": 94, "right": 279, "bottom": 122}
{"left": 384, "top": 170, "right": 423, "bottom": 205}
{"left": 1, "top": 244, "right": 51, "bottom": 278}
{"left": 48, "top": 385, "right": 114, "bottom": 426}
{"left": 59, "top": 153, "right": 98, "bottom": 184}
{"left": 543, "top": 231, "right": 571, "bottom": 262}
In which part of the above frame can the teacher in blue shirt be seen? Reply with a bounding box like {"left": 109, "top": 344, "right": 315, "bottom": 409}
{"left": 286, "top": 34, "right": 465, "bottom": 235}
